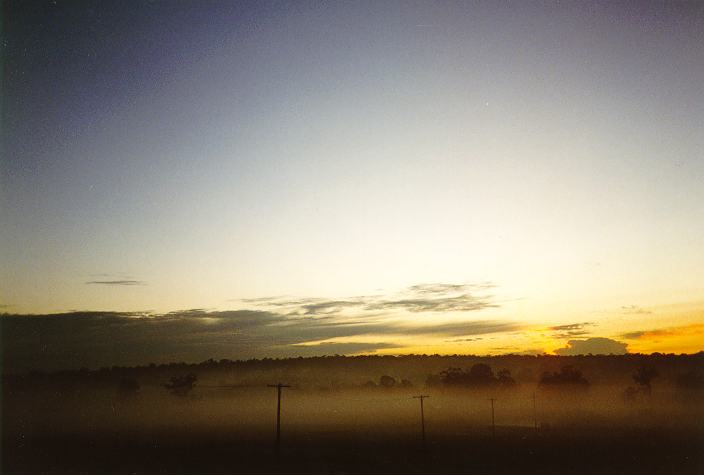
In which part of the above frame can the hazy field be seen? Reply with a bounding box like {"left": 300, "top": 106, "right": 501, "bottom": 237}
{"left": 4, "top": 354, "right": 703, "bottom": 473}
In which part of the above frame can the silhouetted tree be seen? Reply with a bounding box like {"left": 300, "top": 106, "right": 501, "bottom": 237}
{"left": 468, "top": 363, "right": 495, "bottom": 385}
{"left": 379, "top": 375, "right": 396, "bottom": 388}
{"left": 437, "top": 364, "right": 506, "bottom": 389}
{"left": 497, "top": 368, "right": 516, "bottom": 388}
{"left": 632, "top": 366, "right": 658, "bottom": 396}
{"left": 539, "top": 366, "right": 589, "bottom": 390}
{"left": 164, "top": 373, "right": 197, "bottom": 397}
{"left": 439, "top": 367, "right": 468, "bottom": 386}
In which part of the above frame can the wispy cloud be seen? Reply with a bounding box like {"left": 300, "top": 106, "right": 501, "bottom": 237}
{"left": 621, "top": 305, "right": 652, "bottom": 315}
{"left": 621, "top": 323, "right": 704, "bottom": 340}
{"left": 549, "top": 322, "right": 596, "bottom": 339}
{"left": 245, "top": 283, "right": 498, "bottom": 316}
{"left": 550, "top": 322, "right": 593, "bottom": 331}
{"left": 1, "top": 283, "right": 517, "bottom": 371}
{"left": 86, "top": 280, "right": 146, "bottom": 286}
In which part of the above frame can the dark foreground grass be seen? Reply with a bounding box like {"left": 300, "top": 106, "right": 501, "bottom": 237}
{"left": 5, "top": 424, "right": 702, "bottom": 473}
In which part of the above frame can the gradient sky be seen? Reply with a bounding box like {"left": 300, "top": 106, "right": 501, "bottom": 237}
{"left": 2, "top": 1, "right": 703, "bottom": 369}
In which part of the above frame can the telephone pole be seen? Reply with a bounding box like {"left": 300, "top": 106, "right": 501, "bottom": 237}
{"left": 267, "top": 383, "right": 291, "bottom": 452}
{"left": 532, "top": 392, "right": 538, "bottom": 434}
{"left": 413, "top": 395, "right": 429, "bottom": 446}
{"left": 488, "top": 398, "right": 496, "bottom": 437}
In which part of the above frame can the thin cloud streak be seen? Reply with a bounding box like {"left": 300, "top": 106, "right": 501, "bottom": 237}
{"left": 549, "top": 322, "right": 596, "bottom": 339}
{"left": 246, "top": 283, "right": 498, "bottom": 316}
{"left": 621, "top": 323, "right": 704, "bottom": 340}
{"left": 86, "top": 280, "right": 146, "bottom": 286}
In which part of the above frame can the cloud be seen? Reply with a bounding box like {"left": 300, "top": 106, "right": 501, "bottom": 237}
{"left": 554, "top": 337, "right": 628, "bottom": 356}
{"left": 364, "top": 295, "right": 495, "bottom": 313}
{"left": 621, "top": 305, "right": 652, "bottom": 315}
{"left": 0, "top": 283, "right": 517, "bottom": 372}
{"left": 621, "top": 331, "right": 645, "bottom": 340}
{"left": 550, "top": 322, "right": 594, "bottom": 331}
{"left": 287, "top": 342, "right": 398, "bottom": 356}
{"left": 400, "top": 320, "right": 520, "bottom": 336}
{"left": 549, "top": 322, "right": 595, "bottom": 339}
{"left": 517, "top": 349, "right": 547, "bottom": 356}
{"left": 247, "top": 283, "right": 498, "bottom": 316}
{"left": 86, "top": 280, "right": 146, "bottom": 286}
{"left": 621, "top": 323, "right": 704, "bottom": 341}
{"left": 1, "top": 307, "right": 521, "bottom": 372}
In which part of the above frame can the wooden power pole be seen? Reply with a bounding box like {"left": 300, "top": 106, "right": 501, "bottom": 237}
{"left": 413, "top": 395, "right": 430, "bottom": 446}
{"left": 488, "top": 397, "right": 496, "bottom": 437}
{"left": 532, "top": 392, "right": 538, "bottom": 434}
{"left": 267, "top": 383, "right": 291, "bottom": 452}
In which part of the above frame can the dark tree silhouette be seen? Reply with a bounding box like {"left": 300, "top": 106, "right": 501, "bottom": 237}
{"left": 164, "top": 373, "right": 197, "bottom": 397}
{"left": 632, "top": 366, "right": 658, "bottom": 396}
{"left": 379, "top": 375, "right": 397, "bottom": 388}
{"left": 439, "top": 367, "right": 468, "bottom": 386}
{"left": 539, "top": 366, "right": 589, "bottom": 389}
{"left": 436, "top": 364, "right": 514, "bottom": 389}
{"left": 468, "top": 363, "right": 495, "bottom": 384}
{"left": 497, "top": 368, "right": 517, "bottom": 388}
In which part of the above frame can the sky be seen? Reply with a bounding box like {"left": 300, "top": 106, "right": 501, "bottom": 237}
{"left": 2, "top": 1, "right": 703, "bottom": 371}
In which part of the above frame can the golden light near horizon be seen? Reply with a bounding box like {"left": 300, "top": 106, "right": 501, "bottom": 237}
{"left": 2, "top": 0, "right": 703, "bottom": 372}
{"left": 4, "top": 3, "right": 704, "bottom": 474}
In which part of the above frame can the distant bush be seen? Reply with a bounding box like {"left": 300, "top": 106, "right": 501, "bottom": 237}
{"left": 632, "top": 366, "right": 658, "bottom": 394}
{"left": 360, "top": 375, "right": 414, "bottom": 390}
{"left": 432, "top": 364, "right": 516, "bottom": 389}
{"left": 497, "top": 369, "right": 517, "bottom": 387}
{"left": 164, "top": 373, "right": 197, "bottom": 397}
{"left": 539, "top": 366, "right": 589, "bottom": 389}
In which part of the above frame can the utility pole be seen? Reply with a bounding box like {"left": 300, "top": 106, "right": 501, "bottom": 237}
{"left": 488, "top": 398, "right": 496, "bottom": 438}
{"left": 532, "top": 392, "right": 538, "bottom": 434}
{"left": 267, "top": 383, "right": 291, "bottom": 453}
{"left": 413, "top": 395, "right": 429, "bottom": 446}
